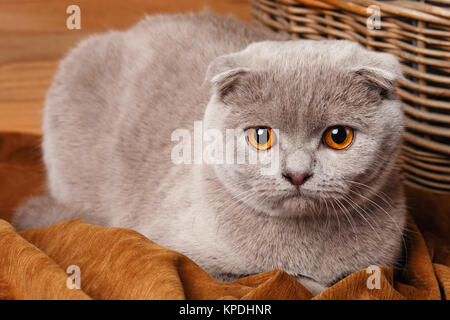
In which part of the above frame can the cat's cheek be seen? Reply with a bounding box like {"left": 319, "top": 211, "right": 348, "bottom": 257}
{"left": 314, "top": 147, "right": 363, "bottom": 184}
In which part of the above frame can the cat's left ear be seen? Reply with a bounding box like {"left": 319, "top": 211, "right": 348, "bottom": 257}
{"left": 205, "top": 54, "right": 250, "bottom": 101}
{"left": 352, "top": 52, "right": 404, "bottom": 99}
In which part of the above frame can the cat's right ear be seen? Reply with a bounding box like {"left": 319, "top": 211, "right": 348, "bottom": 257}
{"left": 205, "top": 55, "right": 250, "bottom": 101}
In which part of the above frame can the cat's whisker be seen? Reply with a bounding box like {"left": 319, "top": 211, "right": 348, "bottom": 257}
{"left": 193, "top": 179, "right": 256, "bottom": 237}
{"left": 334, "top": 197, "right": 358, "bottom": 242}
{"left": 328, "top": 197, "right": 342, "bottom": 234}
{"left": 215, "top": 187, "right": 255, "bottom": 210}
{"left": 322, "top": 198, "right": 335, "bottom": 231}
{"left": 348, "top": 189, "right": 402, "bottom": 234}
{"left": 203, "top": 181, "right": 254, "bottom": 204}
{"left": 195, "top": 181, "right": 255, "bottom": 237}
{"left": 347, "top": 189, "right": 409, "bottom": 266}
{"left": 219, "top": 190, "right": 256, "bottom": 214}
{"left": 213, "top": 189, "right": 258, "bottom": 240}
{"left": 341, "top": 194, "right": 382, "bottom": 241}
{"left": 347, "top": 180, "right": 394, "bottom": 209}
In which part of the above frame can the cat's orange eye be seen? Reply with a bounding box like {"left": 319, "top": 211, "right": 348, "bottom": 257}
{"left": 323, "top": 126, "right": 354, "bottom": 150}
{"left": 248, "top": 127, "right": 275, "bottom": 151}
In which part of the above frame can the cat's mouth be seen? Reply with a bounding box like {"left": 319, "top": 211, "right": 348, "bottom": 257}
{"left": 282, "top": 188, "right": 316, "bottom": 200}
{"left": 281, "top": 188, "right": 340, "bottom": 202}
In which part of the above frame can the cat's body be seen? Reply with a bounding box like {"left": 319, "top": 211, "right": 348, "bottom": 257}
{"left": 13, "top": 12, "right": 407, "bottom": 294}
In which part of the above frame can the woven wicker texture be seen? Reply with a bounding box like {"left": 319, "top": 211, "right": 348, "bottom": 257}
{"left": 252, "top": 0, "right": 450, "bottom": 193}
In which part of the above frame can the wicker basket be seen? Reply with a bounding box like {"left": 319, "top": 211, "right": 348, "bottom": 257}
{"left": 252, "top": 0, "right": 450, "bottom": 193}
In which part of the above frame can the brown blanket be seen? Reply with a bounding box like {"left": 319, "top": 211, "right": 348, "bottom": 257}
{"left": 0, "top": 132, "right": 448, "bottom": 300}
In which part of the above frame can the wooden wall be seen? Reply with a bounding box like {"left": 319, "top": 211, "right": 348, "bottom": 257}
{"left": 0, "top": 0, "right": 252, "bottom": 134}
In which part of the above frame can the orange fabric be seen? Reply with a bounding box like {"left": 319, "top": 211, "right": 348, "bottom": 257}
{"left": 0, "top": 132, "right": 448, "bottom": 300}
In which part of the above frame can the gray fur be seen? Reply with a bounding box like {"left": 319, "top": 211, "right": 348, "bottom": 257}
{"left": 13, "top": 12, "right": 406, "bottom": 295}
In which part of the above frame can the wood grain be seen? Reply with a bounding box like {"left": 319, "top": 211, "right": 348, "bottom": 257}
{"left": 0, "top": 0, "right": 251, "bottom": 134}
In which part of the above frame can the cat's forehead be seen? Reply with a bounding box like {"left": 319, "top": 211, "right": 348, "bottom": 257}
{"left": 232, "top": 64, "right": 379, "bottom": 134}
{"left": 243, "top": 40, "right": 364, "bottom": 71}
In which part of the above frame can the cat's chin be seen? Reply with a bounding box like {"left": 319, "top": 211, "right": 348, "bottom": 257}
{"left": 256, "top": 187, "right": 343, "bottom": 218}
{"left": 254, "top": 192, "right": 322, "bottom": 218}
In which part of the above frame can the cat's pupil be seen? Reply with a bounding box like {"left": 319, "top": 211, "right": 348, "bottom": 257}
{"left": 255, "top": 128, "right": 269, "bottom": 145}
{"left": 331, "top": 126, "right": 347, "bottom": 144}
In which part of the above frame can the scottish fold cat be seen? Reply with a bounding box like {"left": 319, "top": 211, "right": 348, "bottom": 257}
{"left": 13, "top": 12, "right": 407, "bottom": 294}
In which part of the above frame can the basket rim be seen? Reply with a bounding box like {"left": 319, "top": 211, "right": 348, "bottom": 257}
{"left": 293, "top": 0, "right": 450, "bottom": 25}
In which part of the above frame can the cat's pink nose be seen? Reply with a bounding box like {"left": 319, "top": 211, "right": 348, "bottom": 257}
{"left": 283, "top": 172, "right": 312, "bottom": 186}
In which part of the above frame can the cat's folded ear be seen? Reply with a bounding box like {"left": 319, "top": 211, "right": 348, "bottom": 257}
{"left": 205, "top": 54, "right": 250, "bottom": 102}
{"left": 352, "top": 52, "right": 404, "bottom": 100}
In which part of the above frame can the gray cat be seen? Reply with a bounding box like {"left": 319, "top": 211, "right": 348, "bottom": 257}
{"left": 13, "top": 12, "right": 407, "bottom": 294}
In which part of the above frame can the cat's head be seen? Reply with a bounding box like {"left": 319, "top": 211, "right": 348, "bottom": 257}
{"left": 203, "top": 40, "right": 404, "bottom": 217}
